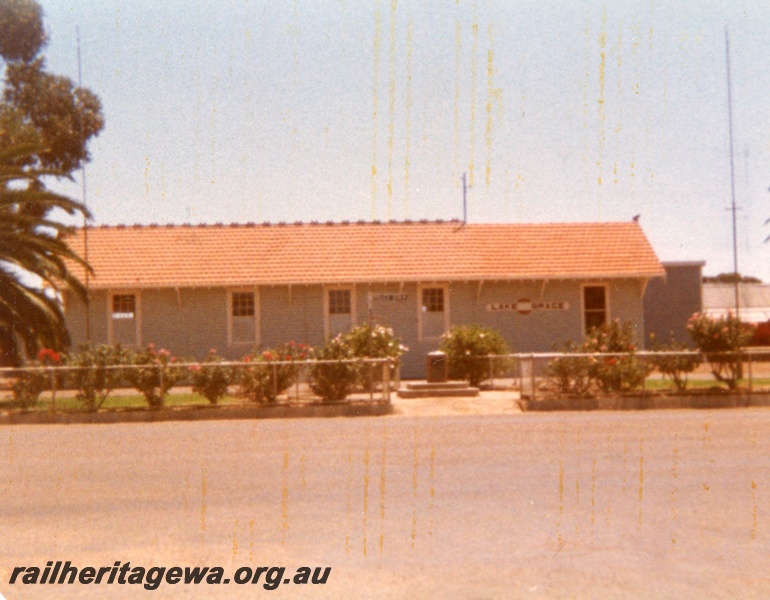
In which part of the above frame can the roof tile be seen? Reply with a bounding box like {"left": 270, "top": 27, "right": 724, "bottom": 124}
{"left": 65, "top": 221, "right": 664, "bottom": 289}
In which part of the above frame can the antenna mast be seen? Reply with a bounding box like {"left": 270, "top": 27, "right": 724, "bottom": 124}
{"left": 462, "top": 172, "right": 468, "bottom": 225}
{"left": 78, "top": 27, "right": 91, "bottom": 342}
{"left": 725, "top": 26, "right": 740, "bottom": 319}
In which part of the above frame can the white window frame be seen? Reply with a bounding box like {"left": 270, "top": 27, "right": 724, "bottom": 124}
{"left": 581, "top": 283, "right": 610, "bottom": 336}
{"left": 107, "top": 290, "right": 142, "bottom": 347}
{"left": 227, "top": 288, "right": 260, "bottom": 346}
{"left": 324, "top": 285, "right": 356, "bottom": 338}
{"left": 418, "top": 283, "right": 450, "bottom": 342}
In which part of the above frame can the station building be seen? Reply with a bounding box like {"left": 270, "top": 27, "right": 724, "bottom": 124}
{"left": 63, "top": 220, "right": 665, "bottom": 378}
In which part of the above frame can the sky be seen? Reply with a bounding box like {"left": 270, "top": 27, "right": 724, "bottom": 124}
{"left": 30, "top": 0, "right": 770, "bottom": 281}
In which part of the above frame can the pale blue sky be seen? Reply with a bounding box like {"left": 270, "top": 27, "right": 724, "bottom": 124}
{"left": 34, "top": 0, "right": 770, "bottom": 280}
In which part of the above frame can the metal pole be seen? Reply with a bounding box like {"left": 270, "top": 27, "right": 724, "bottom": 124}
{"left": 272, "top": 362, "right": 278, "bottom": 401}
{"left": 725, "top": 27, "right": 740, "bottom": 320}
{"left": 383, "top": 360, "right": 391, "bottom": 402}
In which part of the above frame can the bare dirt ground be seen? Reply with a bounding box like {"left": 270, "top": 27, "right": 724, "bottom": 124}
{"left": 1, "top": 396, "right": 770, "bottom": 599}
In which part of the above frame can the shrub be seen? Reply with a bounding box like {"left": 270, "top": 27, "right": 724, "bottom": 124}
{"left": 66, "top": 343, "right": 131, "bottom": 411}
{"left": 647, "top": 334, "right": 702, "bottom": 391}
{"left": 345, "top": 323, "right": 407, "bottom": 389}
{"left": 546, "top": 341, "right": 594, "bottom": 397}
{"left": 11, "top": 363, "right": 48, "bottom": 407}
{"left": 238, "top": 342, "right": 309, "bottom": 404}
{"left": 12, "top": 348, "right": 62, "bottom": 408}
{"left": 123, "top": 344, "right": 185, "bottom": 407}
{"left": 190, "top": 349, "right": 234, "bottom": 404}
{"left": 687, "top": 312, "right": 754, "bottom": 390}
{"left": 309, "top": 335, "right": 359, "bottom": 402}
{"left": 439, "top": 324, "right": 511, "bottom": 387}
{"left": 546, "top": 320, "right": 649, "bottom": 396}
{"left": 582, "top": 319, "right": 650, "bottom": 393}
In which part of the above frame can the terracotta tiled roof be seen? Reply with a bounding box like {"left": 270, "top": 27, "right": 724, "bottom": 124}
{"left": 64, "top": 220, "right": 664, "bottom": 289}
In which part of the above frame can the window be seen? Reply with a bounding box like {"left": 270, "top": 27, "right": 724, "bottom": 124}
{"left": 583, "top": 285, "right": 608, "bottom": 332}
{"left": 109, "top": 292, "right": 140, "bottom": 346}
{"left": 328, "top": 289, "right": 351, "bottom": 315}
{"left": 419, "top": 285, "right": 449, "bottom": 340}
{"left": 326, "top": 287, "right": 355, "bottom": 337}
{"left": 422, "top": 288, "right": 444, "bottom": 313}
{"left": 112, "top": 294, "right": 135, "bottom": 319}
{"left": 229, "top": 290, "right": 258, "bottom": 344}
{"left": 232, "top": 291, "right": 255, "bottom": 317}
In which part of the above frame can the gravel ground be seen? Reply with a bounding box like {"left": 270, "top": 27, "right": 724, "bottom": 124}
{"left": 1, "top": 399, "right": 769, "bottom": 599}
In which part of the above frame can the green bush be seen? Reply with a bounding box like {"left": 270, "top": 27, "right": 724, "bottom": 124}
{"left": 546, "top": 320, "right": 649, "bottom": 396}
{"left": 11, "top": 364, "right": 48, "bottom": 407}
{"left": 345, "top": 323, "right": 407, "bottom": 389}
{"left": 238, "top": 342, "right": 309, "bottom": 404}
{"left": 647, "top": 334, "right": 702, "bottom": 391}
{"left": 582, "top": 319, "right": 650, "bottom": 393}
{"left": 123, "top": 344, "right": 185, "bottom": 407}
{"left": 546, "top": 341, "right": 594, "bottom": 397}
{"left": 190, "top": 349, "right": 234, "bottom": 404}
{"left": 439, "top": 324, "right": 511, "bottom": 387}
{"left": 66, "top": 343, "right": 131, "bottom": 411}
{"left": 308, "top": 335, "right": 359, "bottom": 402}
{"left": 12, "top": 348, "right": 63, "bottom": 408}
{"left": 687, "top": 312, "right": 754, "bottom": 390}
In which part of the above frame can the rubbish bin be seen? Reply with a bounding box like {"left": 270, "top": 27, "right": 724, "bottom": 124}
{"left": 426, "top": 351, "right": 447, "bottom": 383}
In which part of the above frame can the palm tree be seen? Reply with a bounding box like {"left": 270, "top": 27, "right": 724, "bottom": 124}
{"left": 0, "top": 144, "right": 90, "bottom": 365}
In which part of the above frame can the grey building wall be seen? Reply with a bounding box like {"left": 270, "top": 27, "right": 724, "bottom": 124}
{"left": 643, "top": 262, "right": 704, "bottom": 347}
{"left": 64, "top": 277, "right": 649, "bottom": 379}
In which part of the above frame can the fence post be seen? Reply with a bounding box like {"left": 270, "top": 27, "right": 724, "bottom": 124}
{"left": 272, "top": 362, "right": 278, "bottom": 401}
{"left": 489, "top": 355, "right": 494, "bottom": 388}
{"left": 383, "top": 359, "right": 391, "bottom": 402}
{"left": 49, "top": 366, "right": 56, "bottom": 411}
{"left": 158, "top": 363, "right": 164, "bottom": 400}
{"left": 369, "top": 360, "right": 374, "bottom": 402}
{"left": 748, "top": 351, "right": 753, "bottom": 393}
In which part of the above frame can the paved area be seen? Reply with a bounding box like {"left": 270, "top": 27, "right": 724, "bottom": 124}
{"left": 2, "top": 402, "right": 770, "bottom": 598}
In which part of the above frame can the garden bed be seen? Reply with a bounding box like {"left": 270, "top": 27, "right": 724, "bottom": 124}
{"left": 519, "top": 389, "right": 770, "bottom": 412}
{"left": 0, "top": 398, "right": 392, "bottom": 426}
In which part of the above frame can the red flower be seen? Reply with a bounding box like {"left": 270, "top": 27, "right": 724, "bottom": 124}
{"left": 37, "top": 348, "right": 61, "bottom": 364}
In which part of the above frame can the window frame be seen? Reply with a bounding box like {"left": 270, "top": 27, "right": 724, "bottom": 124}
{"left": 107, "top": 290, "right": 141, "bottom": 347}
{"left": 227, "top": 288, "right": 260, "bottom": 346}
{"left": 324, "top": 286, "right": 356, "bottom": 338}
{"left": 581, "top": 283, "right": 610, "bottom": 336}
{"left": 418, "top": 283, "right": 450, "bottom": 342}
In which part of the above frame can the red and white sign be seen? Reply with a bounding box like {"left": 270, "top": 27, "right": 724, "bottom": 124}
{"left": 486, "top": 298, "right": 570, "bottom": 314}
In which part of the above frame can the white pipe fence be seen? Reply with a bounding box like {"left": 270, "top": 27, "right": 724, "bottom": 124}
{"left": 0, "top": 357, "right": 401, "bottom": 410}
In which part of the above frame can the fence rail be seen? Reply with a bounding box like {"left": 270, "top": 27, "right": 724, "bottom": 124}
{"left": 480, "top": 349, "right": 770, "bottom": 399}
{"left": 0, "top": 357, "right": 400, "bottom": 411}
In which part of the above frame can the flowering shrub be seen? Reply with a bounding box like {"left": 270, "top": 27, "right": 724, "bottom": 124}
{"left": 37, "top": 348, "right": 62, "bottom": 365}
{"left": 308, "top": 335, "right": 359, "bottom": 402}
{"left": 123, "top": 344, "right": 185, "bottom": 407}
{"left": 11, "top": 363, "right": 48, "bottom": 407}
{"left": 583, "top": 320, "right": 650, "bottom": 393}
{"left": 345, "top": 323, "right": 407, "bottom": 389}
{"left": 11, "top": 348, "right": 63, "bottom": 407}
{"left": 439, "top": 325, "right": 511, "bottom": 387}
{"left": 546, "top": 341, "right": 594, "bottom": 397}
{"left": 190, "top": 349, "right": 234, "bottom": 404}
{"left": 546, "top": 320, "right": 649, "bottom": 395}
{"left": 647, "top": 334, "right": 702, "bottom": 391}
{"left": 66, "top": 343, "right": 131, "bottom": 411}
{"left": 238, "top": 342, "right": 309, "bottom": 403}
{"left": 687, "top": 312, "right": 754, "bottom": 390}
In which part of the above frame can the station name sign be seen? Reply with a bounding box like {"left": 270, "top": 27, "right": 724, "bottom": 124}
{"left": 486, "top": 298, "right": 570, "bottom": 315}
{"left": 370, "top": 293, "right": 408, "bottom": 302}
